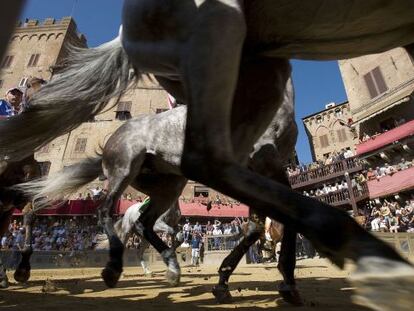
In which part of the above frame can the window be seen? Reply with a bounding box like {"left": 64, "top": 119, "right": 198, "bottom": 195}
{"left": 336, "top": 128, "right": 347, "bottom": 142}
{"left": 74, "top": 138, "right": 87, "bottom": 153}
{"left": 39, "top": 161, "right": 51, "bottom": 176}
{"left": 1, "top": 55, "right": 14, "bottom": 68}
{"left": 194, "top": 186, "right": 209, "bottom": 197}
{"left": 364, "top": 66, "right": 388, "bottom": 99}
{"left": 27, "top": 53, "right": 40, "bottom": 67}
{"left": 316, "top": 116, "right": 322, "bottom": 124}
{"left": 115, "top": 101, "right": 132, "bottom": 120}
{"left": 334, "top": 108, "right": 342, "bottom": 117}
{"left": 19, "top": 77, "right": 29, "bottom": 87}
{"left": 156, "top": 108, "right": 169, "bottom": 114}
{"left": 319, "top": 134, "right": 329, "bottom": 148}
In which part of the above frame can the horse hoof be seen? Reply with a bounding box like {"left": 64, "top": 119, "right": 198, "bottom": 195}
{"left": 279, "top": 289, "right": 303, "bottom": 306}
{"left": 166, "top": 269, "right": 180, "bottom": 286}
{"left": 14, "top": 268, "right": 31, "bottom": 283}
{"left": 350, "top": 257, "right": 414, "bottom": 311}
{"left": 144, "top": 271, "right": 154, "bottom": 277}
{"left": 101, "top": 265, "right": 122, "bottom": 288}
{"left": 212, "top": 285, "right": 232, "bottom": 303}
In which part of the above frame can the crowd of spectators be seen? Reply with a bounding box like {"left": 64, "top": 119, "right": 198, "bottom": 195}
{"left": 1, "top": 218, "right": 103, "bottom": 252}
{"left": 287, "top": 148, "right": 354, "bottom": 177}
{"left": 74, "top": 187, "right": 144, "bottom": 201}
{"left": 366, "top": 158, "right": 414, "bottom": 181}
{"left": 359, "top": 116, "right": 407, "bottom": 143}
{"left": 364, "top": 197, "right": 414, "bottom": 233}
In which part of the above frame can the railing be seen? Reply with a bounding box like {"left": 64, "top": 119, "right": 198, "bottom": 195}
{"left": 309, "top": 182, "right": 369, "bottom": 207}
{"left": 288, "top": 157, "right": 363, "bottom": 189}
{"left": 203, "top": 234, "right": 241, "bottom": 252}
{"left": 374, "top": 232, "right": 414, "bottom": 258}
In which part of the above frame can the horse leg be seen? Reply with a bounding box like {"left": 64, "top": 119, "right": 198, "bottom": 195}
{"left": 277, "top": 228, "right": 302, "bottom": 306}
{"left": 171, "top": 3, "right": 413, "bottom": 309}
{"left": 249, "top": 147, "right": 303, "bottom": 305}
{"left": 134, "top": 176, "right": 186, "bottom": 286}
{"left": 100, "top": 159, "right": 144, "bottom": 288}
{"left": 138, "top": 203, "right": 180, "bottom": 286}
{"left": 14, "top": 207, "right": 35, "bottom": 283}
{"left": 213, "top": 220, "right": 262, "bottom": 303}
{"left": 0, "top": 209, "right": 13, "bottom": 288}
{"left": 135, "top": 238, "right": 152, "bottom": 276}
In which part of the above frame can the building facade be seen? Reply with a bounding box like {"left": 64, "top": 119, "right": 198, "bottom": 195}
{"left": 302, "top": 101, "right": 357, "bottom": 162}
{"left": 338, "top": 47, "right": 414, "bottom": 138}
{"left": 0, "top": 17, "right": 87, "bottom": 93}
{"left": 1, "top": 17, "right": 237, "bottom": 204}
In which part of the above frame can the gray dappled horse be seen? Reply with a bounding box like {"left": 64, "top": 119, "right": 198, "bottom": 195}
{"left": 20, "top": 78, "right": 301, "bottom": 304}
{"left": 113, "top": 200, "right": 182, "bottom": 277}
{"left": 2, "top": 1, "right": 414, "bottom": 310}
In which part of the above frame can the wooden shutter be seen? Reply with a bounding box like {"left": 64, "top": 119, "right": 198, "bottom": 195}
{"left": 337, "top": 129, "right": 347, "bottom": 142}
{"left": 372, "top": 67, "right": 387, "bottom": 94}
{"left": 364, "top": 71, "right": 377, "bottom": 98}
{"left": 74, "top": 138, "right": 87, "bottom": 152}
{"left": 319, "top": 134, "right": 329, "bottom": 148}
{"left": 117, "top": 101, "right": 132, "bottom": 112}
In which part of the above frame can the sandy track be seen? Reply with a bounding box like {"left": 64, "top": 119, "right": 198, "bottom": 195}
{"left": 0, "top": 258, "right": 369, "bottom": 311}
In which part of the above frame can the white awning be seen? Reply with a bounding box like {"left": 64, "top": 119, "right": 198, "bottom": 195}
{"left": 352, "top": 96, "right": 411, "bottom": 126}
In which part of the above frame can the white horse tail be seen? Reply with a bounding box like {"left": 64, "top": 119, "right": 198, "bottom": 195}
{"left": 0, "top": 36, "right": 137, "bottom": 161}
{"left": 14, "top": 156, "right": 103, "bottom": 211}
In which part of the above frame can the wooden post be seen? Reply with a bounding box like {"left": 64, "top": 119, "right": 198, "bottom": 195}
{"left": 345, "top": 172, "right": 359, "bottom": 216}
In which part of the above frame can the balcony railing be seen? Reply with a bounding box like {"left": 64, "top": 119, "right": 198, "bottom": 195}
{"left": 288, "top": 157, "right": 363, "bottom": 189}
{"left": 310, "top": 182, "right": 369, "bottom": 207}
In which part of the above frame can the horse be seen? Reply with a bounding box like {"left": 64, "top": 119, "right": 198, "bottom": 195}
{"left": 3, "top": 1, "right": 414, "bottom": 309}
{"left": 19, "top": 78, "right": 302, "bottom": 304}
{"left": 0, "top": 155, "right": 41, "bottom": 288}
{"left": 113, "top": 199, "right": 182, "bottom": 277}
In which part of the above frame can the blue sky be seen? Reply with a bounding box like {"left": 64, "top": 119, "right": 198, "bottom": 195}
{"left": 22, "top": 0, "right": 348, "bottom": 164}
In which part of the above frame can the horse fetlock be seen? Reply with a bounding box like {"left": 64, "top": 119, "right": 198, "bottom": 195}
{"left": 278, "top": 281, "right": 303, "bottom": 306}
{"left": 212, "top": 284, "right": 232, "bottom": 304}
{"left": 166, "top": 269, "right": 180, "bottom": 286}
{"left": 102, "top": 261, "right": 123, "bottom": 288}
{"left": 14, "top": 265, "right": 31, "bottom": 283}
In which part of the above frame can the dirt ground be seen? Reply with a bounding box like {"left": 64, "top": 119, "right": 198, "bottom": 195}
{"left": 0, "top": 258, "right": 370, "bottom": 311}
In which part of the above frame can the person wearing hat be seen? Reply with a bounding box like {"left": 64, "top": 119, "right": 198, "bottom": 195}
{"left": 0, "top": 87, "right": 23, "bottom": 118}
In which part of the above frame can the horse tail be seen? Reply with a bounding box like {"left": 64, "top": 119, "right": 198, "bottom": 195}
{"left": 14, "top": 156, "right": 103, "bottom": 211}
{"left": 0, "top": 36, "right": 138, "bottom": 161}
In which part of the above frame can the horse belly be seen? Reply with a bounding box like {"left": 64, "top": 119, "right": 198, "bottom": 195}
{"left": 245, "top": 0, "right": 414, "bottom": 60}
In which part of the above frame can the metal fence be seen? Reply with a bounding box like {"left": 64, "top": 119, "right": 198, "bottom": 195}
{"left": 203, "top": 234, "right": 241, "bottom": 252}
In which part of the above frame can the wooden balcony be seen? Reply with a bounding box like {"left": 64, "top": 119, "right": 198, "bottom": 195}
{"left": 288, "top": 157, "right": 363, "bottom": 190}
{"left": 356, "top": 119, "right": 414, "bottom": 156}
{"left": 315, "top": 183, "right": 369, "bottom": 207}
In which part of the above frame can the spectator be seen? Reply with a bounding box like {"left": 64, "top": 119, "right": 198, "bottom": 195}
{"left": 88, "top": 187, "right": 103, "bottom": 200}
{"left": 183, "top": 220, "right": 191, "bottom": 243}
{"left": 0, "top": 87, "right": 23, "bottom": 118}
{"left": 191, "top": 232, "right": 202, "bottom": 266}
{"left": 212, "top": 222, "right": 222, "bottom": 250}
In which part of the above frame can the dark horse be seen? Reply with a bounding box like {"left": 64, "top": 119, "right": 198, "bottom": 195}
{"left": 0, "top": 155, "right": 40, "bottom": 287}
{"left": 1, "top": 1, "right": 414, "bottom": 310}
